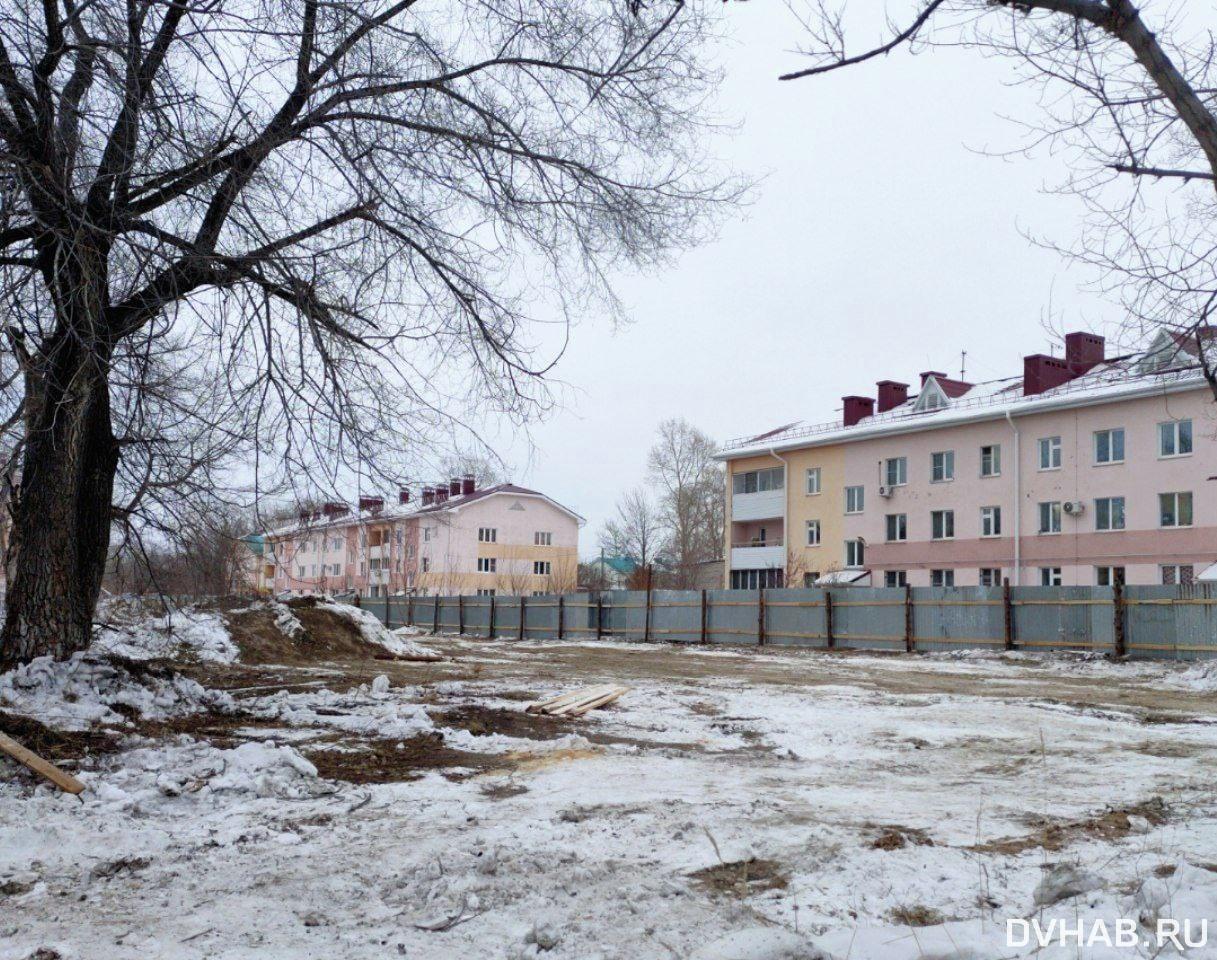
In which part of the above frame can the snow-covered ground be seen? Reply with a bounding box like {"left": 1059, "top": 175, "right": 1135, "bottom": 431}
{"left": 2, "top": 620, "right": 1217, "bottom": 960}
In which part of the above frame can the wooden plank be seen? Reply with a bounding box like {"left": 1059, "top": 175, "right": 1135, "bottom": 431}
{"left": 1003, "top": 578, "right": 1014, "bottom": 651}
{"left": 527, "top": 684, "right": 622, "bottom": 715}
{"left": 700, "top": 589, "right": 708, "bottom": 645}
{"left": 1113, "top": 580, "right": 1126, "bottom": 658}
{"left": 903, "top": 584, "right": 914, "bottom": 653}
{"left": 0, "top": 731, "right": 85, "bottom": 795}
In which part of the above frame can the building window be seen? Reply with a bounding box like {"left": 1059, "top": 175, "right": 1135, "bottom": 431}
{"left": 1040, "top": 567, "right": 1063, "bottom": 586}
{"left": 477, "top": 557, "right": 497, "bottom": 573}
{"left": 930, "top": 569, "right": 954, "bottom": 588}
{"left": 979, "top": 568, "right": 1002, "bottom": 587}
{"left": 980, "top": 506, "right": 1001, "bottom": 538}
{"left": 931, "top": 509, "right": 955, "bottom": 540}
{"left": 478, "top": 527, "right": 497, "bottom": 543}
{"left": 731, "top": 569, "right": 785, "bottom": 590}
{"left": 1161, "top": 564, "right": 1195, "bottom": 586}
{"left": 1095, "top": 566, "right": 1125, "bottom": 587}
{"left": 1094, "top": 428, "right": 1124, "bottom": 464}
{"left": 1094, "top": 497, "right": 1125, "bottom": 531}
{"left": 884, "top": 570, "right": 907, "bottom": 588}
{"left": 1158, "top": 419, "right": 1193, "bottom": 458}
{"left": 533, "top": 560, "right": 552, "bottom": 576}
{"left": 884, "top": 456, "right": 907, "bottom": 487}
{"left": 805, "top": 468, "right": 821, "bottom": 496}
{"left": 803, "top": 572, "right": 821, "bottom": 587}
{"left": 844, "top": 539, "right": 865, "bottom": 568}
{"left": 534, "top": 531, "right": 553, "bottom": 546}
{"left": 1038, "top": 436, "right": 1062, "bottom": 470}
{"left": 805, "top": 520, "right": 821, "bottom": 547}
{"left": 1038, "top": 501, "right": 1062, "bottom": 534}
{"left": 1159, "top": 491, "right": 1193, "bottom": 527}
{"left": 407, "top": 544, "right": 416, "bottom": 559}
{"left": 421, "top": 557, "right": 430, "bottom": 573}
{"left": 423, "top": 527, "right": 433, "bottom": 542}
{"left": 980, "top": 444, "right": 1001, "bottom": 477}
{"left": 885, "top": 513, "right": 907, "bottom": 542}
{"left": 297, "top": 566, "right": 305, "bottom": 578}
{"left": 931, "top": 450, "right": 954, "bottom": 483}
{"left": 845, "top": 485, "right": 864, "bottom": 514}
{"left": 476, "top": 588, "right": 496, "bottom": 596}
{"left": 732, "top": 466, "right": 785, "bottom": 495}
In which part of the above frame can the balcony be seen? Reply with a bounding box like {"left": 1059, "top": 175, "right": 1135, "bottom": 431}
{"left": 369, "top": 545, "right": 385, "bottom": 560}
{"left": 731, "top": 489, "right": 784, "bottom": 522}
{"left": 730, "top": 539, "right": 785, "bottom": 571}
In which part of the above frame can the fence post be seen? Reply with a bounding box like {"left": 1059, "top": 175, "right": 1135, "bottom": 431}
{"left": 824, "top": 591, "right": 834, "bottom": 649}
{"left": 385, "top": 590, "right": 391, "bottom": 629}
{"left": 431, "top": 594, "right": 440, "bottom": 634}
{"left": 457, "top": 594, "right": 465, "bottom": 635}
{"left": 353, "top": 593, "right": 361, "bottom": 609}
{"left": 557, "top": 595, "right": 565, "bottom": 641}
{"left": 596, "top": 592, "right": 604, "bottom": 641}
{"left": 757, "top": 586, "right": 766, "bottom": 646}
{"left": 518, "top": 595, "right": 526, "bottom": 642}
{"left": 644, "top": 564, "right": 653, "bottom": 643}
{"left": 488, "top": 594, "right": 496, "bottom": 640}
{"left": 1113, "top": 579, "right": 1126, "bottom": 658}
{"left": 904, "top": 584, "right": 914, "bottom": 653}
{"left": 1002, "top": 578, "right": 1014, "bottom": 651}
{"left": 407, "top": 595, "right": 414, "bottom": 627}
{"left": 700, "top": 589, "right": 708, "bottom": 644}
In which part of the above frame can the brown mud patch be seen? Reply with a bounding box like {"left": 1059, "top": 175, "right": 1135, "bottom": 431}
{"left": 689, "top": 858, "right": 788, "bottom": 897}
{"left": 972, "top": 797, "right": 1168, "bottom": 855}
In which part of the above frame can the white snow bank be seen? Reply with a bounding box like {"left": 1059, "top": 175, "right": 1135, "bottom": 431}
{"left": 0, "top": 653, "right": 236, "bottom": 729}
{"left": 247, "top": 686, "right": 435, "bottom": 740}
{"left": 94, "top": 607, "right": 238, "bottom": 664}
{"left": 270, "top": 601, "right": 305, "bottom": 640}
{"left": 315, "top": 601, "right": 440, "bottom": 660}
{"left": 1162, "top": 658, "right": 1217, "bottom": 693}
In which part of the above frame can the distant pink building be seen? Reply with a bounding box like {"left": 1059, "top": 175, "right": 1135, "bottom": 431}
{"left": 261, "top": 479, "right": 582, "bottom": 598}
{"left": 720, "top": 328, "right": 1216, "bottom": 588}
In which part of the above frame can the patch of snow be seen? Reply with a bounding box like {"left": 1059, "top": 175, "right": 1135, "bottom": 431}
{"left": 94, "top": 607, "right": 238, "bottom": 663}
{"left": 247, "top": 686, "right": 435, "bottom": 740}
{"left": 269, "top": 601, "right": 306, "bottom": 640}
{"left": 316, "top": 601, "right": 440, "bottom": 660}
{"left": 0, "top": 653, "right": 235, "bottom": 729}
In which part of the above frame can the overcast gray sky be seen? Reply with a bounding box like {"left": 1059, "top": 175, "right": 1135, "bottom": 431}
{"left": 482, "top": 4, "right": 1123, "bottom": 553}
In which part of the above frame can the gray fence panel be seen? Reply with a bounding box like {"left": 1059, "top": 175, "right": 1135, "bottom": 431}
{"left": 462, "top": 597, "right": 491, "bottom": 636}
{"left": 763, "top": 588, "right": 827, "bottom": 647}
{"left": 1009, "top": 586, "right": 1113, "bottom": 652}
{"left": 830, "top": 587, "right": 905, "bottom": 651}
{"left": 705, "top": 588, "right": 756, "bottom": 644}
{"left": 559, "top": 593, "right": 598, "bottom": 640}
{"left": 600, "top": 590, "right": 647, "bottom": 640}
{"left": 650, "top": 589, "right": 700, "bottom": 643}
{"left": 1126, "top": 584, "right": 1217, "bottom": 660}
{"left": 911, "top": 586, "right": 1004, "bottom": 652}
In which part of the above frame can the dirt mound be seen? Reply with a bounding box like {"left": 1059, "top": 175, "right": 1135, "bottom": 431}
{"left": 225, "top": 600, "right": 403, "bottom": 665}
{"left": 305, "top": 732, "right": 493, "bottom": 783}
{"left": 688, "top": 858, "right": 788, "bottom": 897}
{"left": 972, "top": 797, "right": 1168, "bottom": 855}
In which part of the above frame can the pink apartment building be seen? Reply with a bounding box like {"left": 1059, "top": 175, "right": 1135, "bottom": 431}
{"left": 260, "top": 478, "right": 582, "bottom": 598}
{"left": 721, "top": 329, "right": 1217, "bottom": 588}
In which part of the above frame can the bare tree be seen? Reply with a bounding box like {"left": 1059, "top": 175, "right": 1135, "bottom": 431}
{"left": 0, "top": 0, "right": 739, "bottom": 668}
{"left": 646, "top": 418, "right": 723, "bottom": 588}
{"left": 437, "top": 452, "right": 505, "bottom": 490}
{"left": 783, "top": 1, "right": 1217, "bottom": 393}
{"left": 598, "top": 487, "right": 662, "bottom": 570}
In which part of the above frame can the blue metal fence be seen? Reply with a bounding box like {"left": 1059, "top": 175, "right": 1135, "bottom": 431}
{"left": 369, "top": 583, "right": 1217, "bottom": 660}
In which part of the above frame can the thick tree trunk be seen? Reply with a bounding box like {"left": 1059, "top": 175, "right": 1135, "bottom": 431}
{"left": 0, "top": 294, "right": 118, "bottom": 671}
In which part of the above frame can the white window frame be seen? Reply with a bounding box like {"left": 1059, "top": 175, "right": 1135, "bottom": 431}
{"left": 884, "top": 570, "right": 907, "bottom": 588}
{"left": 478, "top": 527, "right": 497, "bottom": 543}
{"left": 805, "top": 468, "right": 822, "bottom": 496}
{"left": 930, "top": 568, "right": 954, "bottom": 588}
{"left": 1159, "top": 491, "right": 1193, "bottom": 528}
{"left": 1038, "top": 501, "right": 1062, "bottom": 534}
{"left": 805, "top": 520, "right": 821, "bottom": 547}
{"left": 1158, "top": 419, "right": 1193, "bottom": 458}
{"left": 1040, "top": 567, "right": 1063, "bottom": 586}
{"left": 477, "top": 557, "right": 497, "bottom": 573}
{"left": 1161, "top": 564, "right": 1195, "bottom": 586}
{"left": 979, "top": 568, "right": 1002, "bottom": 587}
{"left": 980, "top": 506, "right": 1001, "bottom": 538}
{"left": 885, "top": 513, "right": 907, "bottom": 542}
{"left": 884, "top": 456, "right": 907, "bottom": 487}
{"left": 476, "top": 588, "right": 496, "bottom": 597}
{"left": 1037, "top": 436, "right": 1062, "bottom": 471}
{"left": 1094, "top": 496, "right": 1125, "bottom": 531}
{"left": 930, "top": 450, "right": 954, "bottom": 483}
{"left": 844, "top": 539, "right": 865, "bottom": 569}
{"left": 980, "top": 444, "right": 1001, "bottom": 477}
{"left": 534, "top": 531, "right": 553, "bottom": 546}
{"left": 1095, "top": 566, "right": 1125, "bottom": 587}
{"left": 845, "top": 485, "right": 864, "bottom": 514}
{"left": 1093, "top": 428, "right": 1124, "bottom": 465}
{"left": 931, "top": 509, "right": 955, "bottom": 540}
{"left": 533, "top": 560, "right": 552, "bottom": 576}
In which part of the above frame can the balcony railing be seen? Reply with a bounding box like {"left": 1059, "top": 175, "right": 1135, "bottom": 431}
{"left": 730, "top": 539, "right": 784, "bottom": 549}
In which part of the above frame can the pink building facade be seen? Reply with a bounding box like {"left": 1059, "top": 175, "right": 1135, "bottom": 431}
{"left": 721, "top": 329, "right": 1217, "bottom": 589}
{"left": 261, "top": 481, "right": 582, "bottom": 598}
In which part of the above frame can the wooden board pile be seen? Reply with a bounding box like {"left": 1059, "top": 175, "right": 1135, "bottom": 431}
{"left": 526, "top": 684, "right": 629, "bottom": 718}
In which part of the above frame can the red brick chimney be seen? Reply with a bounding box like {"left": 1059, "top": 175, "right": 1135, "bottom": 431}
{"left": 448, "top": 478, "right": 461, "bottom": 497}
{"left": 358, "top": 496, "right": 383, "bottom": 513}
{"left": 876, "top": 380, "right": 909, "bottom": 413}
{"left": 461, "top": 474, "right": 475, "bottom": 496}
{"left": 399, "top": 489, "right": 411, "bottom": 505}
{"left": 1064, "top": 332, "right": 1105, "bottom": 373}
{"left": 421, "top": 486, "right": 434, "bottom": 506}
{"left": 842, "top": 395, "right": 875, "bottom": 427}
{"left": 1023, "top": 354, "right": 1074, "bottom": 396}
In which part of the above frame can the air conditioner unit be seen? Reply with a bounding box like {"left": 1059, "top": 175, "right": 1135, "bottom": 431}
{"left": 877, "top": 484, "right": 893, "bottom": 498}
{"left": 1063, "top": 500, "right": 1085, "bottom": 515}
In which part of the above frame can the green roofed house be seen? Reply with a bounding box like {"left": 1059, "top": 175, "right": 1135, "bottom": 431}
{"left": 584, "top": 555, "right": 639, "bottom": 590}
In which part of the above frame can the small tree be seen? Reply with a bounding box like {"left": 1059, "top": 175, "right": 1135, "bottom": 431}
{"left": 647, "top": 418, "right": 724, "bottom": 588}
{"left": 598, "top": 487, "right": 662, "bottom": 571}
